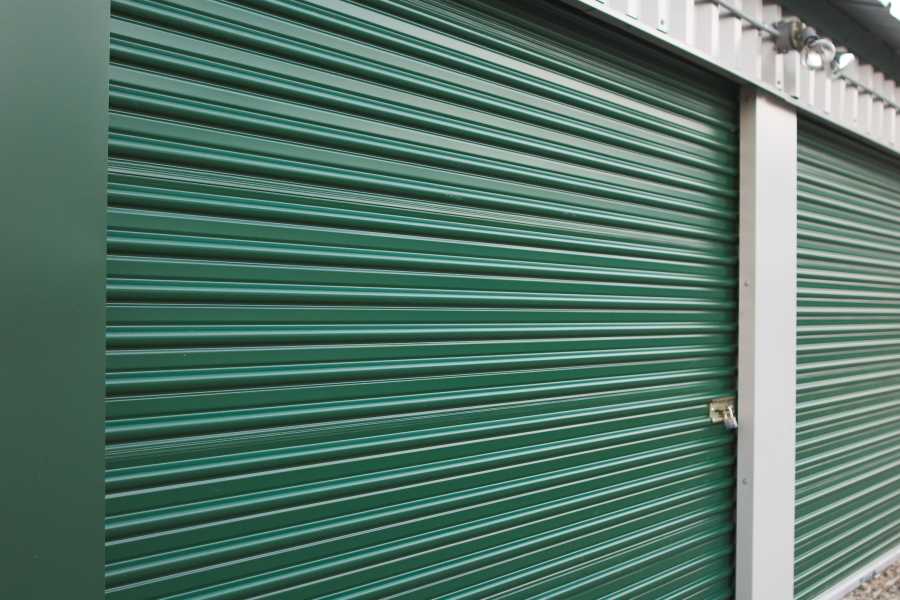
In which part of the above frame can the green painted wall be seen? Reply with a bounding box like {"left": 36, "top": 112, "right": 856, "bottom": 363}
{"left": 0, "top": 1, "right": 108, "bottom": 597}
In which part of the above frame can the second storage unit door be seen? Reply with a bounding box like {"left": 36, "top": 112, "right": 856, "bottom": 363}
{"left": 106, "top": 0, "right": 739, "bottom": 598}
{"left": 796, "top": 123, "right": 900, "bottom": 599}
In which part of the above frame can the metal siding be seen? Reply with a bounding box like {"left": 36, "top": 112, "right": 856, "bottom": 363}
{"left": 106, "top": 0, "right": 739, "bottom": 597}
{"left": 796, "top": 122, "right": 900, "bottom": 600}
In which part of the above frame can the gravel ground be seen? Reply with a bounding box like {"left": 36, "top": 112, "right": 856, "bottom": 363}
{"left": 844, "top": 560, "right": 900, "bottom": 600}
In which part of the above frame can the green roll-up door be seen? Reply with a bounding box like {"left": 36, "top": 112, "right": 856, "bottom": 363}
{"left": 796, "top": 122, "right": 900, "bottom": 599}
{"left": 106, "top": 0, "right": 739, "bottom": 597}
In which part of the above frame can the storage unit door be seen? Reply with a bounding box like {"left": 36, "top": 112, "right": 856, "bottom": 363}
{"left": 106, "top": 0, "right": 739, "bottom": 597}
{"left": 796, "top": 122, "right": 900, "bottom": 599}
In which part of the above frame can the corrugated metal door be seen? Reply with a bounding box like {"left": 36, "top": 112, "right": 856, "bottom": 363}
{"left": 106, "top": 0, "right": 739, "bottom": 597}
{"left": 796, "top": 123, "right": 900, "bottom": 599}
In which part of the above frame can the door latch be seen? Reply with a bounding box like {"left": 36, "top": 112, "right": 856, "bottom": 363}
{"left": 709, "top": 397, "right": 738, "bottom": 430}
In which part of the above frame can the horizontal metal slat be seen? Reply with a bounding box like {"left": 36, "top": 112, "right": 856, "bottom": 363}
{"left": 106, "top": 0, "right": 738, "bottom": 597}
{"left": 795, "top": 121, "right": 900, "bottom": 600}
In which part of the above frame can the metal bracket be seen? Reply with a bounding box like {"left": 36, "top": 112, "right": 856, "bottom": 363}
{"left": 709, "top": 397, "right": 738, "bottom": 430}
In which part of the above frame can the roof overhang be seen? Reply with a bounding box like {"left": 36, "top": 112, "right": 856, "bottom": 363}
{"left": 559, "top": 0, "right": 900, "bottom": 158}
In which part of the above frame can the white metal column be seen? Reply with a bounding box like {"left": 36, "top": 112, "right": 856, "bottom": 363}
{"left": 736, "top": 88, "right": 798, "bottom": 600}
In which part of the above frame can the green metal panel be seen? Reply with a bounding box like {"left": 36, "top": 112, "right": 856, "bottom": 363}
{"left": 796, "top": 122, "right": 900, "bottom": 599}
{"left": 106, "top": 0, "right": 739, "bottom": 597}
{"left": 1, "top": 1, "right": 107, "bottom": 598}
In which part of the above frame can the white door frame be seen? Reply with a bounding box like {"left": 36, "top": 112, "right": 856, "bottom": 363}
{"left": 736, "top": 88, "right": 798, "bottom": 600}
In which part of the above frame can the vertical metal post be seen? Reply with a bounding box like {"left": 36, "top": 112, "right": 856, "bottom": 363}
{"left": 0, "top": 1, "right": 108, "bottom": 598}
{"left": 736, "top": 88, "right": 798, "bottom": 600}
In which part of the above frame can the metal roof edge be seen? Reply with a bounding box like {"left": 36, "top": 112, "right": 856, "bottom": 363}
{"left": 559, "top": 0, "right": 900, "bottom": 159}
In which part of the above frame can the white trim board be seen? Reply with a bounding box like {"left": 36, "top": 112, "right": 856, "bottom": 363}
{"left": 735, "top": 88, "right": 798, "bottom": 600}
